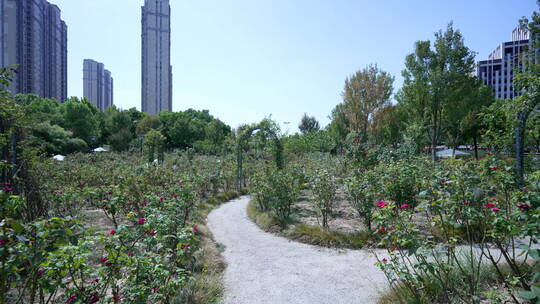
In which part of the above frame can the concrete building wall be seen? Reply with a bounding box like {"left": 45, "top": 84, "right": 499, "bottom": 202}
{"left": 0, "top": 0, "right": 67, "bottom": 102}
{"left": 141, "top": 0, "right": 172, "bottom": 115}
{"left": 477, "top": 27, "right": 530, "bottom": 99}
{"left": 83, "top": 59, "right": 113, "bottom": 111}
{"left": 1, "top": 0, "right": 19, "bottom": 93}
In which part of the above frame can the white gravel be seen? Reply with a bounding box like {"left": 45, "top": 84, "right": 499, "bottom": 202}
{"left": 207, "top": 196, "right": 388, "bottom": 304}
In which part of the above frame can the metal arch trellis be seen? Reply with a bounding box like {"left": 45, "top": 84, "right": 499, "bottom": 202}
{"left": 235, "top": 122, "right": 283, "bottom": 190}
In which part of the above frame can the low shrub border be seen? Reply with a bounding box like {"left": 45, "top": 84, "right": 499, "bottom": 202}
{"left": 246, "top": 198, "right": 376, "bottom": 249}
{"left": 178, "top": 189, "right": 249, "bottom": 303}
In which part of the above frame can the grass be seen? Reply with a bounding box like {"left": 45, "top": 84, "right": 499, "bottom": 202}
{"left": 247, "top": 198, "right": 374, "bottom": 249}
{"left": 173, "top": 225, "right": 225, "bottom": 304}
{"left": 287, "top": 223, "right": 371, "bottom": 249}
{"left": 174, "top": 188, "right": 247, "bottom": 303}
{"left": 246, "top": 197, "right": 282, "bottom": 232}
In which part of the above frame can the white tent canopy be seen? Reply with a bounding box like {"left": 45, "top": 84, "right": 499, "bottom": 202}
{"left": 93, "top": 147, "right": 107, "bottom": 152}
{"left": 436, "top": 149, "right": 470, "bottom": 158}
{"left": 52, "top": 155, "right": 65, "bottom": 161}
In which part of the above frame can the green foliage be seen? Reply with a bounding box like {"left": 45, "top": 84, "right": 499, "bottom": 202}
{"left": 59, "top": 97, "right": 101, "bottom": 146}
{"left": 136, "top": 114, "right": 162, "bottom": 135}
{"left": 298, "top": 113, "right": 320, "bottom": 134}
{"left": 109, "top": 128, "right": 133, "bottom": 152}
{"left": 346, "top": 172, "right": 377, "bottom": 231}
{"left": 283, "top": 130, "right": 336, "bottom": 154}
{"left": 250, "top": 167, "right": 300, "bottom": 226}
{"left": 340, "top": 64, "right": 394, "bottom": 138}
{"left": 28, "top": 122, "right": 88, "bottom": 155}
{"left": 144, "top": 129, "right": 166, "bottom": 163}
{"left": 398, "top": 23, "right": 479, "bottom": 160}
{"left": 311, "top": 169, "right": 337, "bottom": 228}
{"left": 159, "top": 109, "right": 230, "bottom": 151}
{"left": 374, "top": 155, "right": 540, "bottom": 303}
{"left": 289, "top": 223, "right": 370, "bottom": 249}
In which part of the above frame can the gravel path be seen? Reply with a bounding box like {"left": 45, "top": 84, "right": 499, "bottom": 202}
{"left": 207, "top": 196, "right": 388, "bottom": 304}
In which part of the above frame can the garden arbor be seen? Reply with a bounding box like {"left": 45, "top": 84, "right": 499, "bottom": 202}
{"left": 236, "top": 120, "right": 283, "bottom": 189}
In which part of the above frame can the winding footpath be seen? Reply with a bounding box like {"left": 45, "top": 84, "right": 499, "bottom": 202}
{"left": 207, "top": 196, "right": 388, "bottom": 304}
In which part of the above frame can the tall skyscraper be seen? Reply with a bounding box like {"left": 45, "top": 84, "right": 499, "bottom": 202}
{"left": 83, "top": 59, "right": 113, "bottom": 111}
{"left": 477, "top": 27, "right": 529, "bottom": 99}
{"left": 141, "top": 0, "right": 172, "bottom": 115}
{"left": 0, "top": 0, "right": 67, "bottom": 102}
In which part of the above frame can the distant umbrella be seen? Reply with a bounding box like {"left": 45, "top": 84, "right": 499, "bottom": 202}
{"left": 93, "top": 147, "right": 107, "bottom": 152}
{"left": 53, "top": 155, "right": 65, "bottom": 161}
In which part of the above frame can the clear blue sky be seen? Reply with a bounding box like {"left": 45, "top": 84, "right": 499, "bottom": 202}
{"left": 51, "top": 0, "right": 536, "bottom": 133}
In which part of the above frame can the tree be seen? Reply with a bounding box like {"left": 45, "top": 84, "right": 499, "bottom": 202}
{"left": 59, "top": 97, "right": 101, "bottom": 147}
{"left": 513, "top": 5, "right": 540, "bottom": 185}
{"left": 369, "top": 104, "right": 405, "bottom": 147}
{"left": 341, "top": 64, "right": 394, "bottom": 138}
{"left": 298, "top": 113, "right": 320, "bottom": 134}
{"left": 104, "top": 106, "right": 133, "bottom": 135}
{"left": 459, "top": 86, "right": 494, "bottom": 159}
{"left": 135, "top": 114, "right": 162, "bottom": 135}
{"left": 144, "top": 129, "right": 166, "bottom": 163}
{"left": 446, "top": 81, "right": 493, "bottom": 156}
{"left": 398, "top": 23, "right": 476, "bottom": 161}
{"left": 327, "top": 103, "right": 350, "bottom": 152}
{"left": 28, "top": 122, "right": 87, "bottom": 155}
{"left": 109, "top": 128, "right": 133, "bottom": 152}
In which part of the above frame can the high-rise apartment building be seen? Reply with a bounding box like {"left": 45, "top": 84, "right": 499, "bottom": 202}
{"left": 83, "top": 59, "right": 113, "bottom": 111}
{"left": 477, "top": 27, "right": 529, "bottom": 99}
{"left": 141, "top": 0, "right": 172, "bottom": 115}
{"left": 0, "top": 0, "right": 67, "bottom": 102}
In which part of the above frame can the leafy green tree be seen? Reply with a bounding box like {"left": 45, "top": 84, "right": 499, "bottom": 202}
{"left": 144, "top": 129, "right": 166, "bottom": 163}
{"left": 135, "top": 114, "right": 162, "bottom": 136}
{"left": 445, "top": 81, "right": 493, "bottom": 155}
{"left": 480, "top": 99, "right": 514, "bottom": 153}
{"left": 28, "top": 122, "right": 87, "bottom": 155}
{"left": 514, "top": 6, "right": 540, "bottom": 184}
{"left": 14, "top": 94, "right": 61, "bottom": 124}
{"left": 159, "top": 109, "right": 230, "bottom": 150}
{"left": 59, "top": 97, "right": 101, "bottom": 146}
{"left": 341, "top": 64, "right": 394, "bottom": 138}
{"left": 298, "top": 113, "right": 320, "bottom": 134}
{"left": 109, "top": 128, "right": 133, "bottom": 152}
{"left": 104, "top": 106, "right": 133, "bottom": 135}
{"left": 398, "top": 23, "right": 476, "bottom": 161}
{"left": 526, "top": 113, "right": 540, "bottom": 153}
{"left": 284, "top": 130, "right": 335, "bottom": 154}
{"left": 369, "top": 104, "right": 405, "bottom": 147}
{"left": 327, "top": 103, "right": 350, "bottom": 152}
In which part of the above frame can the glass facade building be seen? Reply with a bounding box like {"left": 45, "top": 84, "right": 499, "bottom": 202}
{"left": 83, "top": 59, "right": 113, "bottom": 111}
{"left": 141, "top": 0, "right": 172, "bottom": 115}
{"left": 0, "top": 0, "right": 67, "bottom": 102}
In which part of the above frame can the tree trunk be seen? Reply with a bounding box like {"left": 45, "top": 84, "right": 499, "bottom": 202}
{"left": 515, "top": 110, "right": 529, "bottom": 187}
{"left": 431, "top": 137, "right": 437, "bottom": 162}
{"left": 473, "top": 135, "right": 479, "bottom": 160}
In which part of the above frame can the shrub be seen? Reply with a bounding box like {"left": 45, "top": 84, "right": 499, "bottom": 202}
{"left": 346, "top": 171, "right": 377, "bottom": 231}
{"left": 250, "top": 167, "right": 300, "bottom": 227}
{"left": 311, "top": 169, "right": 337, "bottom": 228}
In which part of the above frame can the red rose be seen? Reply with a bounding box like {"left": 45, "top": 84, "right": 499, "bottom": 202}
{"left": 138, "top": 218, "right": 146, "bottom": 225}
{"left": 377, "top": 201, "right": 388, "bottom": 208}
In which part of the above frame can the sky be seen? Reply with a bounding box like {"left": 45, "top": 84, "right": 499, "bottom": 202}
{"left": 51, "top": 0, "right": 537, "bottom": 133}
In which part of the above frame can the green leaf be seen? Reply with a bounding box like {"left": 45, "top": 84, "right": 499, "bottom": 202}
{"left": 532, "top": 285, "right": 540, "bottom": 297}
{"left": 518, "top": 290, "right": 537, "bottom": 300}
